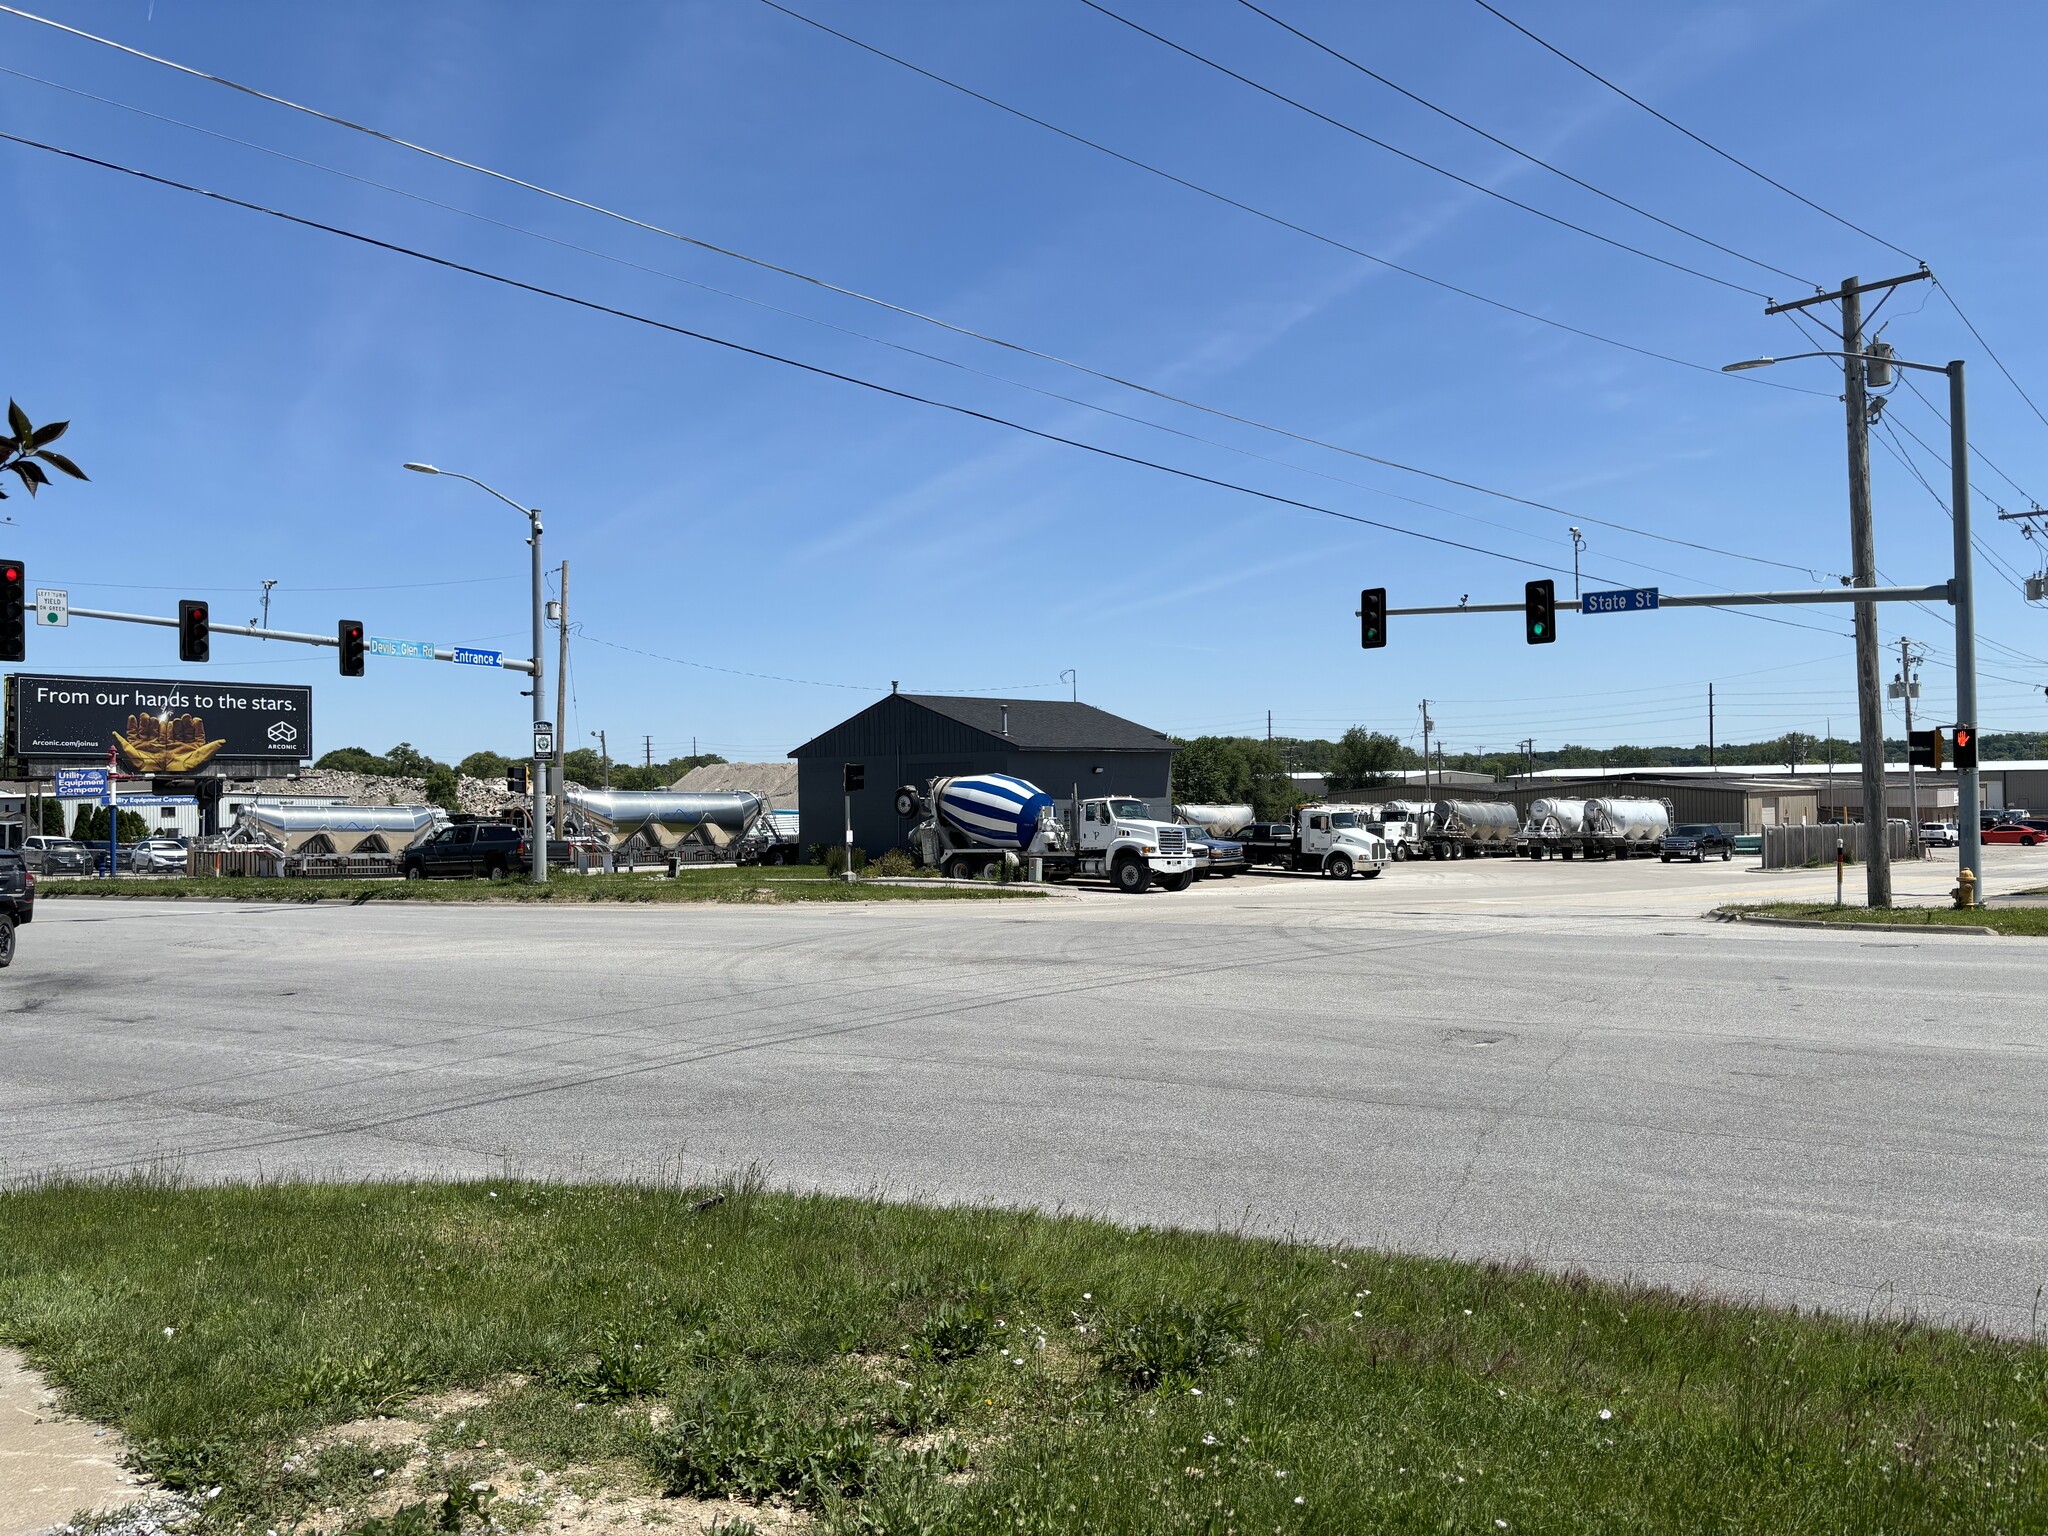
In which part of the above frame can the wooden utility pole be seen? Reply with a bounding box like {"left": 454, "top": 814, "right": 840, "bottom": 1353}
{"left": 1708, "top": 683, "right": 1716, "bottom": 771}
{"left": 1764, "top": 268, "right": 1929, "bottom": 905}
{"left": 554, "top": 560, "right": 569, "bottom": 837}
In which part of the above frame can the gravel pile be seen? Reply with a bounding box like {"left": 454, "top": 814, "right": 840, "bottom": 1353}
{"left": 227, "top": 769, "right": 526, "bottom": 816}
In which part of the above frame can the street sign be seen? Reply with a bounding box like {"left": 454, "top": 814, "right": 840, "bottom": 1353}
{"left": 1581, "top": 586, "right": 1660, "bottom": 614}
{"left": 117, "top": 794, "right": 198, "bottom": 807}
{"left": 533, "top": 721, "right": 556, "bottom": 759}
{"left": 368, "top": 635, "right": 435, "bottom": 660}
{"left": 53, "top": 767, "right": 107, "bottom": 799}
{"left": 35, "top": 588, "right": 68, "bottom": 627}
{"left": 451, "top": 647, "right": 502, "bottom": 667}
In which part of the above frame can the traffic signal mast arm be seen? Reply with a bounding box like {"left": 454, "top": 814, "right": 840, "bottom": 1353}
{"left": 1383, "top": 581, "right": 1954, "bottom": 618}
{"left": 61, "top": 602, "right": 539, "bottom": 674}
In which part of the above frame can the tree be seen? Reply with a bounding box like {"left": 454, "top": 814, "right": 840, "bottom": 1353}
{"left": 383, "top": 742, "right": 438, "bottom": 776}
{"left": 1171, "top": 736, "right": 1294, "bottom": 820}
{"left": 1779, "top": 731, "right": 1817, "bottom": 772}
{"left": 1324, "top": 728, "right": 1411, "bottom": 792}
{"left": 0, "top": 401, "right": 88, "bottom": 501}
{"left": 456, "top": 750, "right": 512, "bottom": 781}
{"left": 421, "top": 763, "right": 461, "bottom": 812}
{"left": 69, "top": 805, "right": 149, "bottom": 844}
{"left": 316, "top": 746, "right": 394, "bottom": 775}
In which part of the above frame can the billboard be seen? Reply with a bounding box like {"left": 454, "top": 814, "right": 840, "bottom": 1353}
{"left": 5, "top": 674, "right": 313, "bottom": 770}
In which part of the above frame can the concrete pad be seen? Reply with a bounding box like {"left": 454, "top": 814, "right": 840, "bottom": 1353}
{"left": 0, "top": 1347, "right": 139, "bottom": 1536}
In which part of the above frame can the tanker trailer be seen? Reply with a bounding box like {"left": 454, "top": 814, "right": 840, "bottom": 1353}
{"left": 1426, "top": 799, "right": 1522, "bottom": 859}
{"left": 562, "top": 785, "right": 763, "bottom": 857}
{"left": 1173, "top": 802, "right": 1254, "bottom": 837}
{"left": 1582, "top": 797, "right": 1673, "bottom": 859}
{"left": 896, "top": 774, "right": 1195, "bottom": 892}
{"left": 1516, "top": 797, "right": 1588, "bottom": 860}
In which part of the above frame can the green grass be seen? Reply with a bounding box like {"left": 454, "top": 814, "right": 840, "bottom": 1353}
{"left": 1, "top": 1177, "right": 2041, "bottom": 1534}
{"left": 1722, "top": 901, "right": 2048, "bottom": 934}
{"left": 37, "top": 869, "right": 1037, "bottom": 904}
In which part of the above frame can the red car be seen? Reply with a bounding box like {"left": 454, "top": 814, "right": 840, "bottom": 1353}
{"left": 1981, "top": 823, "right": 2043, "bottom": 846}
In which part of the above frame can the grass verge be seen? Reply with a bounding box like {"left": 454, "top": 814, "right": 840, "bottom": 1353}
{"left": 1, "top": 1176, "right": 2041, "bottom": 1534}
{"left": 1720, "top": 901, "right": 2042, "bottom": 933}
{"left": 36, "top": 870, "right": 1037, "bottom": 905}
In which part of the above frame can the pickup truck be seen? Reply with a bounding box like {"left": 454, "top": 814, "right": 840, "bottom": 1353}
{"left": 1237, "top": 806, "right": 1389, "bottom": 879}
{"left": 1658, "top": 824, "right": 1735, "bottom": 862}
{"left": 0, "top": 849, "right": 34, "bottom": 966}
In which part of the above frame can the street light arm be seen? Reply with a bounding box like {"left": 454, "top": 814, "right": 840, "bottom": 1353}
{"left": 1723, "top": 350, "right": 1951, "bottom": 376}
{"left": 402, "top": 462, "right": 539, "bottom": 524}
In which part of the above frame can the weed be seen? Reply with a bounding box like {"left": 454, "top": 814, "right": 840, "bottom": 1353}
{"left": 574, "top": 1327, "right": 662, "bottom": 1401}
{"left": 1096, "top": 1297, "right": 1248, "bottom": 1393}
{"left": 910, "top": 1301, "right": 998, "bottom": 1365}
{"left": 659, "top": 1381, "right": 880, "bottom": 1508}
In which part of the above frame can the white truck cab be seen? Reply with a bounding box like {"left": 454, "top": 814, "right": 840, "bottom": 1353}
{"left": 1295, "top": 805, "right": 1390, "bottom": 877}
{"left": 1074, "top": 797, "right": 1197, "bottom": 893}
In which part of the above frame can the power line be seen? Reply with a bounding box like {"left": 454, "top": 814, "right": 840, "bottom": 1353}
{"left": 0, "top": 63, "right": 1838, "bottom": 580}
{"left": 1230, "top": 0, "right": 1810, "bottom": 287}
{"left": 0, "top": 129, "right": 1601, "bottom": 580}
{"left": 1897, "top": 363, "right": 2040, "bottom": 507}
{"left": 1078, "top": 0, "right": 1770, "bottom": 297}
{"left": 1466, "top": 0, "right": 1922, "bottom": 264}
{"left": 1936, "top": 281, "right": 2048, "bottom": 436}
{"left": 750, "top": 0, "right": 1834, "bottom": 393}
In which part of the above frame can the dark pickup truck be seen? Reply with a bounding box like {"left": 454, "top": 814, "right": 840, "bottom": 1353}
{"left": 1659, "top": 824, "right": 1735, "bottom": 862}
{"left": 401, "top": 823, "right": 526, "bottom": 880}
{"left": 0, "top": 848, "right": 34, "bottom": 967}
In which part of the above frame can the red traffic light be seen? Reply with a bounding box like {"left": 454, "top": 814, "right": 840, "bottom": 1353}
{"left": 3, "top": 566, "right": 18, "bottom": 582}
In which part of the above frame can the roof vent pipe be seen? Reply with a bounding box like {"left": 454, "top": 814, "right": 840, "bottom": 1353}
{"left": 1001, "top": 705, "right": 1010, "bottom": 737}
{"left": 891, "top": 680, "right": 899, "bottom": 694}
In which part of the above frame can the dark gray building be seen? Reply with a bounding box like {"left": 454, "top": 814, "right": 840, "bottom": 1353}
{"left": 789, "top": 692, "right": 1176, "bottom": 856}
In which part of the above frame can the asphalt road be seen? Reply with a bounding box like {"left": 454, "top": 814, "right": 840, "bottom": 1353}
{"left": 5, "top": 850, "right": 2045, "bottom": 1332}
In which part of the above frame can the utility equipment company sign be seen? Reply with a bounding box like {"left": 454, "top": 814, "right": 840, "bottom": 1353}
{"left": 5, "top": 675, "right": 314, "bottom": 768}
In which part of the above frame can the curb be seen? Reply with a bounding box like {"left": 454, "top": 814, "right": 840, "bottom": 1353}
{"left": 1714, "top": 912, "right": 1996, "bottom": 936}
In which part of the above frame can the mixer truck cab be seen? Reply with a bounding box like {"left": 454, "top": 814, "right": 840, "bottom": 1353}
{"left": 1240, "top": 805, "right": 1389, "bottom": 878}
{"left": 896, "top": 775, "right": 1196, "bottom": 892}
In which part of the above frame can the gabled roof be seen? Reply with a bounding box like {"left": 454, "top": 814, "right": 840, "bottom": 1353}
{"left": 898, "top": 695, "right": 1174, "bottom": 752}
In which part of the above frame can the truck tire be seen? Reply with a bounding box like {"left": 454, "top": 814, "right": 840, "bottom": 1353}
{"left": 0, "top": 914, "right": 12, "bottom": 968}
{"left": 1722, "top": 848, "right": 1731, "bottom": 860}
{"left": 943, "top": 854, "right": 978, "bottom": 881}
{"left": 1361, "top": 866, "right": 1383, "bottom": 879}
{"left": 894, "top": 787, "right": 920, "bottom": 818}
{"left": 1112, "top": 856, "right": 1151, "bottom": 894}
{"left": 1158, "top": 871, "right": 1192, "bottom": 892}
{"left": 405, "top": 864, "right": 425, "bottom": 881}
{"left": 487, "top": 858, "right": 509, "bottom": 881}
{"left": 1326, "top": 853, "right": 1354, "bottom": 879}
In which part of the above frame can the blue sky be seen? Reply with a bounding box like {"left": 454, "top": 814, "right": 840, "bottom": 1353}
{"left": 4, "top": 0, "right": 2046, "bottom": 767}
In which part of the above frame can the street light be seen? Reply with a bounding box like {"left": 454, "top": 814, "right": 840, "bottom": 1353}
{"left": 1722, "top": 349, "right": 1980, "bottom": 897}
{"left": 403, "top": 461, "right": 549, "bottom": 883}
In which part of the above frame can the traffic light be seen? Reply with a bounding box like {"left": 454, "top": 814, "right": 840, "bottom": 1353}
{"left": 338, "top": 619, "right": 365, "bottom": 676}
{"left": 1359, "top": 587, "right": 1387, "bottom": 649}
{"left": 507, "top": 763, "right": 530, "bottom": 794}
{"left": 843, "top": 763, "right": 865, "bottom": 793}
{"left": 1524, "top": 578, "right": 1556, "bottom": 645}
{"left": 176, "top": 598, "right": 209, "bottom": 662}
{"left": 1953, "top": 724, "right": 1977, "bottom": 771}
{"left": 1908, "top": 728, "right": 1945, "bottom": 770}
{"left": 0, "top": 559, "right": 22, "bottom": 663}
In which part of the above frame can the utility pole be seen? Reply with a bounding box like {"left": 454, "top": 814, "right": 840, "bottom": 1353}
{"left": 1761, "top": 270, "right": 1931, "bottom": 903}
{"left": 1708, "top": 683, "right": 1716, "bottom": 771}
{"left": 554, "top": 560, "right": 569, "bottom": 837}
{"left": 591, "top": 729, "right": 609, "bottom": 790}
{"left": 1519, "top": 736, "right": 1535, "bottom": 783}
{"left": 1893, "top": 636, "right": 1924, "bottom": 855}
{"left": 1420, "top": 700, "right": 1431, "bottom": 798}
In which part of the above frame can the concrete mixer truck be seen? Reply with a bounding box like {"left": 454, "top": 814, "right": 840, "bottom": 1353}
{"left": 897, "top": 774, "right": 1197, "bottom": 892}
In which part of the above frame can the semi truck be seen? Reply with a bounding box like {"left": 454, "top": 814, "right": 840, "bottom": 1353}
{"left": 1421, "top": 799, "right": 1521, "bottom": 859}
{"left": 896, "top": 773, "right": 1198, "bottom": 892}
{"left": 1236, "top": 805, "right": 1390, "bottom": 878}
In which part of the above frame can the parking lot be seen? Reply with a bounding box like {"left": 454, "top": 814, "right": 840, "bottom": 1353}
{"left": 6, "top": 846, "right": 2046, "bottom": 1334}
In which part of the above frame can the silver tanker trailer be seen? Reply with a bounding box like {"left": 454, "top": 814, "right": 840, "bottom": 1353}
{"left": 1581, "top": 797, "right": 1673, "bottom": 859}
{"left": 1516, "top": 797, "right": 1588, "bottom": 860}
{"left": 1424, "top": 798, "right": 1521, "bottom": 859}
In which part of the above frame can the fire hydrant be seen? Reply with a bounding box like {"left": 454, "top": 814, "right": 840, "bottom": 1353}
{"left": 1953, "top": 868, "right": 1977, "bottom": 910}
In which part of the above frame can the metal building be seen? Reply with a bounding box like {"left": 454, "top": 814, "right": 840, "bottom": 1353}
{"left": 789, "top": 692, "right": 1177, "bottom": 857}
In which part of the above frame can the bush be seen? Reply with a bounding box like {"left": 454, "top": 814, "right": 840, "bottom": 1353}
{"left": 869, "top": 847, "right": 918, "bottom": 878}
{"left": 823, "top": 846, "right": 868, "bottom": 876}
{"left": 1096, "top": 1297, "right": 1248, "bottom": 1393}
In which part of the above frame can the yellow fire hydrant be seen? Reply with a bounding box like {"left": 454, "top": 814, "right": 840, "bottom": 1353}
{"left": 1953, "top": 868, "right": 1978, "bottom": 910}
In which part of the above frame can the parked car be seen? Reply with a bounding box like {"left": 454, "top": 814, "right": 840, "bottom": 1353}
{"left": 1659, "top": 824, "right": 1735, "bottom": 862}
{"left": 0, "top": 848, "right": 35, "bottom": 966}
{"left": 1981, "top": 823, "right": 2044, "bottom": 846}
{"left": 128, "top": 838, "right": 189, "bottom": 874}
{"left": 1181, "top": 825, "right": 1246, "bottom": 879}
{"left": 400, "top": 822, "right": 525, "bottom": 879}
{"left": 22, "top": 834, "right": 94, "bottom": 876}
{"left": 1919, "top": 822, "right": 1959, "bottom": 847}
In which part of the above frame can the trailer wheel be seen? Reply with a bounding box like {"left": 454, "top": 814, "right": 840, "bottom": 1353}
{"left": 1326, "top": 853, "right": 1354, "bottom": 879}
{"left": 943, "top": 854, "right": 978, "bottom": 881}
{"left": 1112, "top": 855, "right": 1151, "bottom": 894}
